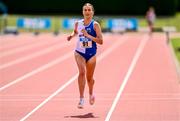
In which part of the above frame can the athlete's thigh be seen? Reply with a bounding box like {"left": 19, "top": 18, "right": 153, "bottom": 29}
{"left": 86, "top": 55, "right": 96, "bottom": 78}
{"left": 74, "top": 51, "right": 86, "bottom": 73}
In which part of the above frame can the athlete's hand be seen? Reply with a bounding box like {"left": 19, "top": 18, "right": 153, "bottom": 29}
{"left": 67, "top": 35, "right": 72, "bottom": 41}
{"left": 81, "top": 29, "right": 89, "bottom": 37}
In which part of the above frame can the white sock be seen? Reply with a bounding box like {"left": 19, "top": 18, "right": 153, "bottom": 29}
{"left": 80, "top": 98, "right": 84, "bottom": 101}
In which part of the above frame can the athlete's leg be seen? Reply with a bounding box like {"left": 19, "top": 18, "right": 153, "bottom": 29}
{"left": 149, "top": 22, "right": 153, "bottom": 32}
{"left": 74, "top": 51, "right": 86, "bottom": 98}
{"left": 86, "top": 55, "right": 96, "bottom": 96}
{"left": 86, "top": 55, "right": 96, "bottom": 105}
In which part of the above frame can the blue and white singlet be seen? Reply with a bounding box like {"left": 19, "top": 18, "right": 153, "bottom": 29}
{"left": 75, "top": 19, "right": 97, "bottom": 62}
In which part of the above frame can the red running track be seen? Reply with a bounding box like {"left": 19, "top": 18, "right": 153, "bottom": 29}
{"left": 0, "top": 32, "right": 179, "bottom": 121}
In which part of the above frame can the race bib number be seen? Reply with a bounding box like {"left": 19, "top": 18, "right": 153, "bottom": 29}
{"left": 79, "top": 36, "right": 92, "bottom": 48}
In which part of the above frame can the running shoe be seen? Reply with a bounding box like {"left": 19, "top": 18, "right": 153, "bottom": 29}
{"left": 89, "top": 95, "right": 95, "bottom": 105}
{"left": 78, "top": 98, "right": 84, "bottom": 109}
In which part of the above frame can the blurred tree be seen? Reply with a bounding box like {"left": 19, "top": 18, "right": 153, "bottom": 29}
{"left": 0, "top": 1, "right": 7, "bottom": 14}
{"left": 1, "top": 0, "right": 178, "bottom": 15}
{"left": 178, "top": 0, "right": 180, "bottom": 11}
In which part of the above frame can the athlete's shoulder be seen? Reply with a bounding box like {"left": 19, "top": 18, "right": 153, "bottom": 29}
{"left": 74, "top": 19, "right": 83, "bottom": 25}
{"left": 93, "top": 20, "right": 100, "bottom": 26}
{"left": 77, "top": 19, "right": 84, "bottom": 24}
{"left": 77, "top": 19, "right": 85, "bottom": 27}
{"left": 79, "top": 19, "right": 84, "bottom": 22}
{"left": 74, "top": 19, "right": 83, "bottom": 33}
{"left": 93, "top": 21, "right": 101, "bottom": 29}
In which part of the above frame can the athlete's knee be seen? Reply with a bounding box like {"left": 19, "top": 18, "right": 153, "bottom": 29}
{"left": 86, "top": 77, "right": 94, "bottom": 83}
{"left": 79, "top": 70, "right": 85, "bottom": 77}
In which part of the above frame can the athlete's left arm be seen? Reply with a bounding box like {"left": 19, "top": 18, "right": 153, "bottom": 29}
{"left": 82, "top": 22, "right": 103, "bottom": 45}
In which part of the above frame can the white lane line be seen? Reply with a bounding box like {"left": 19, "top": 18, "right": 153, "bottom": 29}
{"left": 19, "top": 35, "right": 129, "bottom": 121}
{"left": 0, "top": 38, "right": 60, "bottom": 58}
{"left": 0, "top": 42, "right": 73, "bottom": 70}
{"left": 104, "top": 34, "right": 149, "bottom": 121}
{"left": 2, "top": 97, "right": 180, "bottom": 102}
{"left": 0, "top": 35, "right": 41, "bottom": 50}
{"left": 0, "top": 51, "right": 73, "bottom": 91}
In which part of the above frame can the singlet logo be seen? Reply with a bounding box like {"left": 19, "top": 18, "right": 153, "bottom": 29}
{"left": 86, "top": 28, "right": 91, "bottom": 33}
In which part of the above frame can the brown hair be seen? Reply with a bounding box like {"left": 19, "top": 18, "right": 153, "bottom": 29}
{"left": 83, "top": 3, "right": 94, "bottom": 12}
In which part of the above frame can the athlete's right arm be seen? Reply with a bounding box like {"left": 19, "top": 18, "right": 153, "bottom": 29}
{"left": 67, "top": 22, "right": 78, "bottom": 41}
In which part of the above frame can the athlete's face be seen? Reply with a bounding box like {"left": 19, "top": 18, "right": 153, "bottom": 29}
{"left": 83, "top": 5, "right": 94, "bottom": 19}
